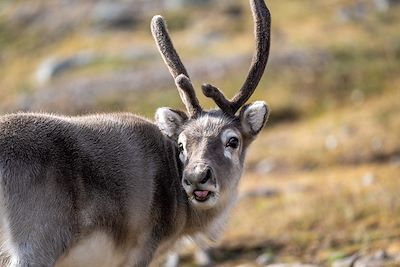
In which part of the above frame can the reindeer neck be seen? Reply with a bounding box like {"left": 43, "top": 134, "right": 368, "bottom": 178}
{"left": 183, "top": 189, "right": 238, "bottom": 240}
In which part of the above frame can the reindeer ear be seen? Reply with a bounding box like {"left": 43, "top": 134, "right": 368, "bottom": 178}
{"left": 155, "top": 108, "right": 188, "bottom": 140}
{"left": 239, "top": 101, "right": 270, "bottom": 137}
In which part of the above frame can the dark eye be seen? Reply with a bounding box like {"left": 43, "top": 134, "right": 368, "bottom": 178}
{"left": 226, "top": 137, "right": 239, "bottom": 149}
{"left": 178, "top": 142, "right": 184, "bottom": 153}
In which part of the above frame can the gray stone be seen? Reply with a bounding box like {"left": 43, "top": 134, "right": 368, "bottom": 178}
{"left": 373, "top": 0, "right": 400, "bottom": 12}
{"left": 353, "top": 250, "right": 392, "bottom": 267}
{"left": 332, "top": 253, "right": 361, "bottom": 267}
{"left": 256, "top": 252, "right": 274, "bottom": 265}
{"left": 35, "top": 52, "right": 99, "bottom": 84}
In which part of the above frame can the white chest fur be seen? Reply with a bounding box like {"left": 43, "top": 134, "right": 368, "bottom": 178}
{"left": 56, "top": 232, "right": 126, "bottom": 267}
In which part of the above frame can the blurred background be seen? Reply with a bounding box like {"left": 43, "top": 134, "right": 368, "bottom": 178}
{"left": 0, "top": 0, "right": 399, "bottom": 266}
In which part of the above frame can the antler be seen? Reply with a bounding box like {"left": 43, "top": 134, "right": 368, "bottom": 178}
{"left": 202, "top": 0, "right": 271, "bottom": 115}
{"left": 151, "top": 15, "right": 202, "bottom": 118}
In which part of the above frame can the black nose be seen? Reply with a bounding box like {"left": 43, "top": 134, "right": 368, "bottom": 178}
{"left": 183, "top": 165, "right": 213, "bottom": 186}
{"left": 199, "top": 168, "right": 212, "bottom": 184}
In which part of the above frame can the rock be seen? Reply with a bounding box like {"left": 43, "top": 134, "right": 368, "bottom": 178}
{"left": 353, "top": 250, "right": 392, "bottom": 267}
{"left": 373, "top": 0, "right": 400, "bottom": 12}
{"left": 256, "top": 251, "right": 274, "bottom": 265}
{"left": 374, "top": 0, "right": 391, "bottom": 11}
{"left": 35, "top": 46, "right": 160, "bottom": 85}
{"left": 332, "top": 253, "right": 361, "bottom": 267}
{"left": 35, "top": 52, "right": 99, "bottom": 85}
{"left": 333, "top": 251, "right": 400, "bottom": 267}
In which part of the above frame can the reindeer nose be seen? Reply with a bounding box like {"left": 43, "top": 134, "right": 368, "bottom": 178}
{"left": 183, "top": 165, "right": 213, "bottom": 186}
{"left": 199, "top": 168, "right": 212, "bottom": 184}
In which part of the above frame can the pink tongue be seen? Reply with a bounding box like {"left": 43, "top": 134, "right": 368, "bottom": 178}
{"left": 194, "top": 190, "right": 209, "bottom": 198}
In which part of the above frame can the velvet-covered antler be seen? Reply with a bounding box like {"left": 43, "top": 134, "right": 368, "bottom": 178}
{"left": 151, "top": 15, "right": 202, "bottom": 118}
{"left": 202, "top": 0, "right": 271, "bottom": 115}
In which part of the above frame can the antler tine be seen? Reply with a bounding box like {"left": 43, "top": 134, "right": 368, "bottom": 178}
{"left": 230, "top": 0, "right": 271, "bottom": 113}
{"left": 201, "top": 0, "right": 271, "bottom": 115}
{"left": 201, "top": 84, "right": 232, "bottom": 113}
{"left": 176, "top": 74, "right": 202, "bottom": 117}
{"left": 151, "top": 15, "right": 202, "bottom": 117}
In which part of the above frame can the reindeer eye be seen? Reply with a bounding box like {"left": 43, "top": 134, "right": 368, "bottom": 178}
{"left": 178, "top": 142, "right": 184, "bottom": 153}
{"left": 226, "top": 137, "right": 239, "bottom": 149}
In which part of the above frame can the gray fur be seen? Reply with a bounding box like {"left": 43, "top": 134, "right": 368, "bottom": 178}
{"left": 0, "top": 0, "right": 271, "bottom": 266}
{"left": 0, "top": 106, "right": 269, "bottom": 267}
{"left": 0, "top": 113, "right": 182, "bottom": 266}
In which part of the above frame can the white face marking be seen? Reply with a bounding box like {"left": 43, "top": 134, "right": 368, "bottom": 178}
{"left": 178, "top": 134, "right": 187, "bottom": 163}
{"left": 224, "top": 149, "right": 232, "bottom": 160}
{"left": 221, "top": 129, "right": 240, "bottom": 161}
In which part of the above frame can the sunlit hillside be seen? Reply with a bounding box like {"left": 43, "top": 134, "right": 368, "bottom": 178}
{"left": 0, "top": 0, "right": 399, "bottom": 266}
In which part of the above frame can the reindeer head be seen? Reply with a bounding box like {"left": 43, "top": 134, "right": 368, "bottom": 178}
{"left": 153, "top": 0, "right": 271, "bottom": 210}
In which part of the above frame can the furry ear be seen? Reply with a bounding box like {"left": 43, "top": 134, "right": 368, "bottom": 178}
{"left": 239, "top": 101, "right": 270, "bottom": 137}
{"left": 155, "top": 108, "right": 188, "bottom": 140}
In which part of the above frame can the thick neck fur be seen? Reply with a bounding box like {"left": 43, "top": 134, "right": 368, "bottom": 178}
{"left": 185, "top": 191, "right": 238, "bottom": 242}
{"left": 156, "top": 135, "right": 237, "bottom": 244}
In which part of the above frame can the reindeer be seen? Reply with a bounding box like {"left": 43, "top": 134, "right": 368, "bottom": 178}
{"left": 0, "top": 0, "right": 271, "bottom": 266}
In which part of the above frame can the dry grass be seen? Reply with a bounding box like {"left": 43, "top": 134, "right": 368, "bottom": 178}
{"left": 247, "top": 89, "right": 400, "bottom": 170}
{"left": 227, "top": 164, "right": 399, "bottom": 264}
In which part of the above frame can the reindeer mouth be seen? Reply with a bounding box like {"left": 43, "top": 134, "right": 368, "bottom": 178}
{"left": 186, "top": 189, "right": 219, "bottom": 209}
{"left": 193, "top": 190, "right": 212, "bottom": 202}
